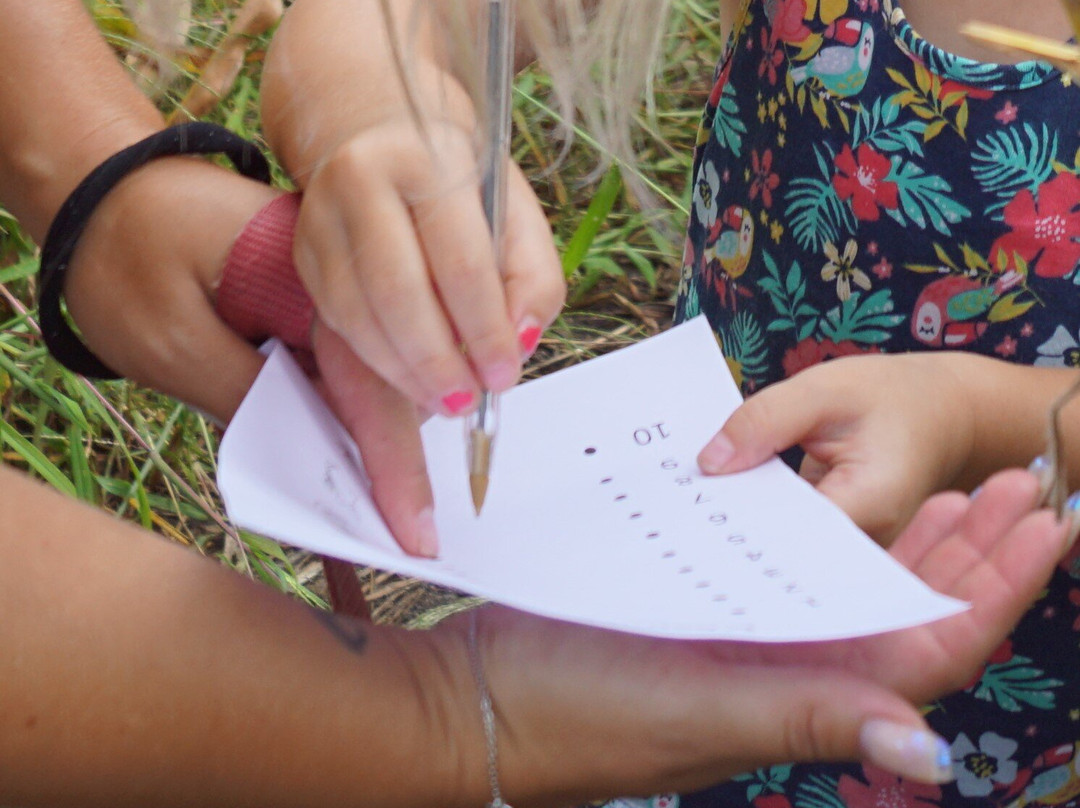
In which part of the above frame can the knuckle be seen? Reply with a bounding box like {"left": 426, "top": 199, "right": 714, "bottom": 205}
{"left": 727, "top": 392, "right": 776, "bottom": 443}
{"left": 781, "top": 699, "right": 838, "bottom": 763}
{"left": 410, "top": 349, "right": 466, "bottom": 390}
{"left": 366, "top": 269, "right": 415, "bottom": 312}
{"left": 437, "top": 251, "right": 490, "bottom": 290}
{"left": 465, "top": 326, "right": 515, "bottom": 365}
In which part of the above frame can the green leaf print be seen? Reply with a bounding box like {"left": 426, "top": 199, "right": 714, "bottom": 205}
{"left": 758, "top": 250, "right": 820, "bottom": 336}
{"left": 971, "top": 655, "right": 1064, "bottom": 712}
{"left": 885, "top": 157, "right": 971, "bottom": 236}
{"left": 733, "top": 765, "right": 793, "bottom": 802}
{"left": 794, "top": 774, "right": 846, "bottom": 808}
{"left": 820, "top": 289, "right": 906, "bottom": 344}
{"left": 784, "top": 144, "right": 856, "bottom": 252}
{"left": 852, "top": 98, "right": 927, "bottom": 157}
{"left": 713, "top": 81, "right": 747, "bottom": 158}
{"left": 680, "top": 281, "right": 702, "bottom": 320}
{"left": 721, "top": 310, "right": 770, "bottom": 382}
{"left": 971, "top": 123, "right": 1057, "bottom": 217}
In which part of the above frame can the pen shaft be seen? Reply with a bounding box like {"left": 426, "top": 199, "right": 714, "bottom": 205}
{"left": 468, "top": 0, "right": 515, "bottom": 512}
{"left": 475, "top": 0, "right": 514, "bottom": 436}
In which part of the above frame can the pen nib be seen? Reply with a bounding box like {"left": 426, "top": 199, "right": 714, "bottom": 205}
{"left": 468, "top": 429, "right": 493, "bottom": 515}
{"left": 470, "top": 473, "right": 490, "bottom": 515}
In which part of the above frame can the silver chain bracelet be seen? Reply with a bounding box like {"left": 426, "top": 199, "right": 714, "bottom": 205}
{"left": 468, "top": 610, "right": 512, "bottom": 808}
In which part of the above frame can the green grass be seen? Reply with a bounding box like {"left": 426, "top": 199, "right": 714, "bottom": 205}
{"left": 0, "top": 0, "right": 719, "bottom": 618}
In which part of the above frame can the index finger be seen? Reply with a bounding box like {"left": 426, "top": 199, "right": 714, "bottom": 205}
{"left": 313, "top": 321, "right": 439, "bottom": 558}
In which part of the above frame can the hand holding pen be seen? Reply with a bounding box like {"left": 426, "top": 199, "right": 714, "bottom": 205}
{"left": 268, "top": 0, "right": 563, "bottom": 554}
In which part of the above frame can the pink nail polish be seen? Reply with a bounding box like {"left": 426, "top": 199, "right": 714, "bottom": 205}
{"left": 441, "top": 390, "right": 474, "bottom": 415}
{"left": 518, "top": 325, "right": 543, "bottom": 357}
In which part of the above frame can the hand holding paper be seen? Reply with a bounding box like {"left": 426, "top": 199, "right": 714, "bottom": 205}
{"left": 218, "top": 317, "right": 1022, "bottom": 641}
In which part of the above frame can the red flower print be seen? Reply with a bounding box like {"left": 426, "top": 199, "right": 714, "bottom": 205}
{"left": 753, "top": 794, "right": 793, "bottom": 808}
{"left": 989, "top": 638, "right": 1014, "bottom": 665}
{"left": 769, "top": 0, "right": 811, "bottom": 44}
{"left": 991, "top": 172, "right": 1080, "bottom": 278}
{"left": 995, "top": 335, "right": 1018, "bottom": 357}
{"left": 838, "top": 766, "right": 942, "bottom": 808}
{"left": 781, "top": 338, "right": 881, "bottom": 377}
{"left": 758, "top": 27, "right": 784, "bottom": 85}
{"left": 855, "top": 0, "right": 879, "bottom": 11}
{"left": 1021, "top": 322, "right": 1034, "bottom": 337}
{"left": 833, "top": 143, "right": 900, "bottom": 222}
{"left": 937, "top": 79, "right": 992, "bottom": 103}
{"left": 867, "top": 241, "right": 879, "bottom": 256}
{"left": 964, "top": 638, "right": 1015, "bottom": 690}
{"left": 707, "top": 61, "right": 733, "bottom": 107}
{"left": 749, "top": 149, "right": 780, "bottom": 208}
{"left": 996, "top": 100, "right": 1019, "bottom": 124}
{"left": 872, "top": 257, "right": 893, "bottom": 279}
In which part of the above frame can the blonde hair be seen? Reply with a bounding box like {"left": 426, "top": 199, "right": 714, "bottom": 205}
{"left": 382, "top": 1, "right": 673, "bottom": 182}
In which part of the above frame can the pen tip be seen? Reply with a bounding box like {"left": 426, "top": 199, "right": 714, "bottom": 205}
{"left": 470, "top": 473, "right": 489, "bottom": 516}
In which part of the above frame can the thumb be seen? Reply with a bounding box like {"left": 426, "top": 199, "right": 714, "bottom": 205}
{"left": 812, "top": 461, "right": 910, "bottom": 541}
{"left": 698, "top": 378, "right": 834, "bottom": 475}
{"left": 714, "top": 665, "right": 953, "bottom": 785}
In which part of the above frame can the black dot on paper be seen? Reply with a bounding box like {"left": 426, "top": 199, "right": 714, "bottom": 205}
{"left": 696, "top": 581, "right": 710, "bottom": 589}
{"left": 600, "top": 477, "right": 613, "bottom": 484}
{"left": 679, "top": 566, "right": 692, "bottom": 575}
{"left": 662, "top": 550, "right": 675, "bottom": 559}
{"left": 646, "top": 531, "right": 660, "bottom": 540}
{"left": 713, "top": 594, "right": 728, "bottom": 602}
{"left": 630, "top": 512, "right": 643, "bottom": 520}
{"left": 584, "top": 447, "right": 597, "bottom": 455}
{"left": 615, "top": 494, "right": 628, "bottom": 502}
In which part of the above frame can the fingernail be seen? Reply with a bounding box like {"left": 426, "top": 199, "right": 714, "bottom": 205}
{"left": 1029, "top": 455, "right": 1053, "bottom": 502}
{"left": 482, "top": 360, "right": 520, "bottom": 392}
{"left": 441, "top": 390, "right": 475, "bottom": 416}
{"left": 518, "top": 319, "right": 543, "bottom": 359}
{"left": 970, "top": 485, "right": 982, "bottom": 500}
{"left": 859, "top": 720, "right": 953, "bottom": 784}
{"left": 699, "top": 433, "right": 736, "bottom": 474}
{"left": 1064, "top": 491, "right": 1080, "bottom": 550}
{"left": 415, "top": 507, "right": 439, "bottom": 558}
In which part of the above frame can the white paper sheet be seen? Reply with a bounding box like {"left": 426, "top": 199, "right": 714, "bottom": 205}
{"left": 218, "top": 316, "right": 966, "bottom": 641}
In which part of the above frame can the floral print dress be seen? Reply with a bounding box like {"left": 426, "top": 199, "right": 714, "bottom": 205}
{"left": 601, "top": 0, "right": 1080, "bottom": 806}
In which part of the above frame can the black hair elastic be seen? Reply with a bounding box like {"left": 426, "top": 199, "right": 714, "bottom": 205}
{"left": 38, "top": 121, "right": 273, "bottom": 378}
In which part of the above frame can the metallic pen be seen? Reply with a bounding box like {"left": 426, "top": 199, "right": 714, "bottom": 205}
{"left": 468, "top": 0, "right": 515, "bottom": 514}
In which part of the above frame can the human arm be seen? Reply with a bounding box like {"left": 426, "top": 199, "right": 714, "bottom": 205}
{"left": 0, "top": 459, "right": 1068, "bottom": 806}
{"left": 0, "top": 0, "right": 281, "bottom": 420}
{"left": 698, "top": 350, "right": 1080, "bottom": 543}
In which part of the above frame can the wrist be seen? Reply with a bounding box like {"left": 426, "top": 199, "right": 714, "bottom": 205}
{"left": 214, "top": 192, "right": 316, "bottom": 351}
{"left": 4, "top": 117, "right": 161, "bottom": 242}
{"left": 942, "top": 352, "right": 1060, "bottom": 488}
{"left": 263, "top": 6, "right": 477, "bottom": 185}
{"left": 391, "top": 618, "right": 494, "bottom": 808}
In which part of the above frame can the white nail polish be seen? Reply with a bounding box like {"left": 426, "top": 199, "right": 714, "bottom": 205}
{"left": 1065, "top": 491, "right": 1080, "bottom": 550}
{"left": 859, "top": 720, "right": 953, "bottom": 784}
{"left": 1028, "top": 455, "right": 1054, "bottom": 503}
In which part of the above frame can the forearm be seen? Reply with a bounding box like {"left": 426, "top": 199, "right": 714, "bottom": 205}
{"left": 260, "top": 0, "right": 560, "bottom": 183}
{"left": 945, "top": 352, "right": 1080, "bottom": 490}
{"left": 0, "top": 465, "right": 485, "bottom": 808}
{"left": 260, "top": 0, "right": 472, "bottom": 182}
{"left": 0, "top": 0, "right": 163, "bottom": 241}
